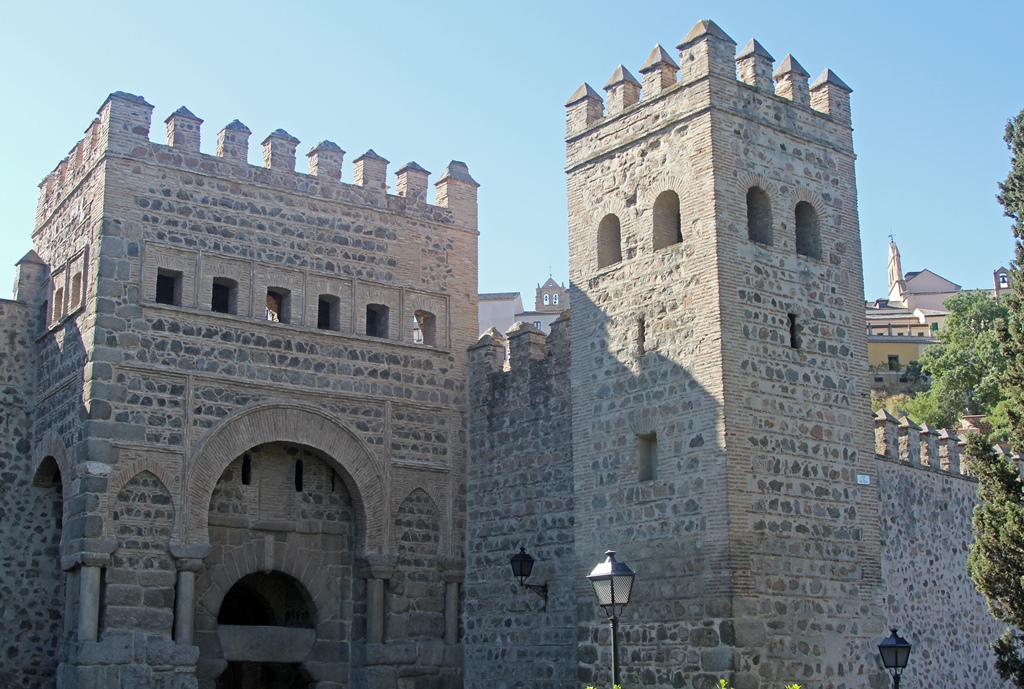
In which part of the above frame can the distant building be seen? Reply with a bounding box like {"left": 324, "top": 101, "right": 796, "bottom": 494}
{"left": 866, "top": 241, "right": 1007, "bottom": 391}
{"left": 478, "top": 291, "right": 523, "bottom": 337}
{"left": 513, "top": 277, "right": 569, "bottom": 333}
{"left": 478, "top": 278, "right": 569, "bottom": 336}
{"left": 994, "top": 265, "right": 1013, "bottom": 300}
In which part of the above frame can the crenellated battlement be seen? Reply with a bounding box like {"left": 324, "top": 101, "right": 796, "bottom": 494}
{"left": 565, "top": 18, "right": 852, "bottom": 141}
{"left": 36, "top": 91, "right": 479, "bottom": 232}
{"left": 469, "top": 311, "right": 570, "bottom": 383}
{"left": 872, "top": 409, "right": 1023, "bottom": 480}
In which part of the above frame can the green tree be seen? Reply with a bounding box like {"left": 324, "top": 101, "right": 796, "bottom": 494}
{"left": 967, "top": 434, "right": 1024, "bottom": 685}
{"left": 997, "top": 108, "right": 1024, "bottom": 452}
{"left": 968, "top": 107, "right": 1024, "bottom": 687}
{"left": 915, "top": 290, "right": 1009, "bottom": 427}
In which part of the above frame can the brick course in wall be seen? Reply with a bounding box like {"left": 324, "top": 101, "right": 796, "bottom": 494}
{"left": 1, "top": 89, "right": 476, "bottom": 688}
{"left": 0, "top": 18, "right": 1013, "bottom": 689}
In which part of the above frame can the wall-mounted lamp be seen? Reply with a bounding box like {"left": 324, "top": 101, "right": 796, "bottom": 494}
{"left": 510, "top": 547, "right": 548, "bottom": 609}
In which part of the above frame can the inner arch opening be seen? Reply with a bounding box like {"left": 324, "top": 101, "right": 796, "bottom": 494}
{"left": 217, "top": 572, "right": 315, "bottom": 629}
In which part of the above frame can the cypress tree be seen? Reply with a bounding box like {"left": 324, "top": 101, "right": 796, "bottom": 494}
{"left": 967, "top": 434, "right": 1024, "bottom": 685}
{"left": 998, "top": 108, "right": 1024, "bottom": 452}
{"left": 969, "top": 107, "right": 1024, "bottom": 686}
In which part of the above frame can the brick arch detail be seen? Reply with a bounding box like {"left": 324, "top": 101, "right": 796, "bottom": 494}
{"left": 640, "top": 173, "right": 689, "bottom": 251}
{"left": 31, "top": 431, "right": 73, "bottom": 525}
{"left": 104, "top": 461, "right": 179, "bottom": 539}
{"left": 185, "top": 401, "right": 386, "bottom": 554}
{"left": 637, "top": 172, "right": 688, "bottom": 215}
{"left": 735, "top": 172, "right": 780, "bottom": 207}
{"left": 592, "top": 196, "right": 630, "bottom": 271}
{"left": 791, "top": 186, "right": 830, "bottom": 226}
{"left": 199, "top": 542, "right": 328, "bottom": 628}
{"left": 390, "top": 484, "right": 445, "bottom": 557}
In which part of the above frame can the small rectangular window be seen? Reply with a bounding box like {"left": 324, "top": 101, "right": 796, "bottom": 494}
{"left": 212, "top": 278, "right": 237, "bottom": 314}
{"left": 69, "top": 272, "right": 83, "bottom": 311}
{"left": 366, "top": 304, "right": 389, "bottom": 338}
{"left": 266, "top": 288, "right": 290, "bottom": 324}
{"left": 318, "top": 295, "right": 340, "bottom": 331}
{"left": 787, "top": 314, "right": 800, "bottom": 349}
{"left": 413, "top": 310, "right": 436, "bottom": 346}
{"left": 52, "top": 288, "right": 65, "bottom": 322}
{"left": 638, "top": 432, "right": 657, "bottom": 481}
{"left": 887, "top": 355, "right": 900, "bottom": 371}
{"left": 156, "top": 270, "right": 182, "bottom": 306}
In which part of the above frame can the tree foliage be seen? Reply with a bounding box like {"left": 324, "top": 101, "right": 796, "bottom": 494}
{"left": 997, "top": 108, "right": 1024, "bottom": 453}
{"left": 967, "top": 434, "right": 1024, "bottom": 685}
{"left": 914, "top": 291, "right": 1009, "bottom": 427}
{"left": 969, "top": 107, "right": 1024, "bottom": 687}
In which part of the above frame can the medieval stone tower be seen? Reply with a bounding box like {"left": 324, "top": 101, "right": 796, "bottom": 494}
{"left": 1, "top": 91, "right": 477, "bottom": 688}
{"left": 465, "top": 18, "right": 900, "bottom": 689}
{"left": 565, "top": 20, "right": 877, "bottom": 688}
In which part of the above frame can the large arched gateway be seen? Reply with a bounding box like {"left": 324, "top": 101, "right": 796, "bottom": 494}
{"left": 195, "top": 439, "right": 358, "bottom": 687}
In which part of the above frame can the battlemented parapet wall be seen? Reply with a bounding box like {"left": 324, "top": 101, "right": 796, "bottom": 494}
{"left": 463, "top": 316, "right": 1008, "bottom": 689}
{"left": 7, "top": 90, "right": 479, "bottom": 688}
{"left": 872, "top": 411, "right": 1005, "bottom": 687}
{"left": 464, "top": 317, "right": 576, "bottom": 689}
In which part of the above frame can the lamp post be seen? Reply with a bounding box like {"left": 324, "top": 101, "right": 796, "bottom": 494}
{"left": 587, "top": 550, "right": 635, "bottom": 688}
{"left": 877, "top": 627, "right": 912, "bottom": 689}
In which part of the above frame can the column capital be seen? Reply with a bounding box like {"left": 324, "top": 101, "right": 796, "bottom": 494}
{"left": 61, "top": 539, "right": 118, "bottom": 571}
{"left": 171, "top": 543, "right": 212, "bottom": 572}
{"left": 357, "top": 552, "right": 398, "bottom": 579}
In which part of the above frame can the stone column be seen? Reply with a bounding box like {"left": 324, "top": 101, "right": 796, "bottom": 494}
{"left": 441, "top": 558, "right": 465, "bottom": 645}
{"left": 78, "top": 565, "right": 102, "bottom": 643}
{"left": 367, "top": 578, "right": 386, "bottom": 644}
{"left": 360, "top": 553, "right": 397, "bottom": 644}
{"left": 62, "top": 541, "right": 117, "bottom": 644}
{"left": 444, "top": 582, "right": 459, "bottom": 644}
{"left": 170, "top": 544, "right": 212, "bottom": 645}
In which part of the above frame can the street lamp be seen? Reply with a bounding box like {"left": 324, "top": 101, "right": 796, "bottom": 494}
{"left": 587, "top": 550, "right": 635, "bottom": 688}
{"left": 510, "top": 548, "right": 547, "bottom": 608}
{"left": 877, "top": 627, "right": 912, "bottom": 689}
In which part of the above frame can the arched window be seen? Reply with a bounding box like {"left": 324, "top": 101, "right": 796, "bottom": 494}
{"left": 543, "top": 294, "right": 550, "bottom": 306}
{"left": 795, "top": 201, "right": 820, "bottom": 259}
{"left": 552, "top": 293, "right": 559, "bottom": 306}
{"left": 597, "top": 214, "right": 622, "bottom": 269}
{"left": 746, "top": 187, "right": 773, "bottom": 245}
{"left": 652, "top": 190, "right": 682, "bottom": 250}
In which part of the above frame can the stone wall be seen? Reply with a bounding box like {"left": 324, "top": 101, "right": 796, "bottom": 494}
{"left": 464, "top": 318, "right": 576, "bottom": 689}
{"left": 0, "top": 299, "right": 67, "bottom": 688}
{"left": 873, "top": 414, "right": 1005, "bottom": 688}
{"left": 563, "top": 19, "right": 878, "bottom": 689}
{"left": 12, "top": 90, "right": 478, "bottom": 688}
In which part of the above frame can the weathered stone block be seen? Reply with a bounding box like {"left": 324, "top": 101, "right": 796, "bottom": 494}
{"left": 365, "top": 642, "right": 418, "bottom": 666}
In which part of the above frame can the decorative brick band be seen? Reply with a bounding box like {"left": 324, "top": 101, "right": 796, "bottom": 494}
{"left": 185, "top": 400, "right": 388, "bottom": 554}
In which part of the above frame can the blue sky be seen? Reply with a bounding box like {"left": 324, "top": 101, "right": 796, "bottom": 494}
{"left": 1, "top": 1, "right": 1021, "bottom": 302}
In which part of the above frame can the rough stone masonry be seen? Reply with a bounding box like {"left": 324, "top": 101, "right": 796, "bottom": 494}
{"left": 0, "top": 16, "right": 1008, "bottom": 689}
